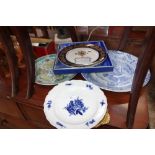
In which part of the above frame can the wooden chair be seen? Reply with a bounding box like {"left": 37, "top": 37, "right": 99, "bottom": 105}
{"left": 0, "top": 26, "right": 78, "bottom": 99}
{"left": 11, "top": 27, "right": 35, "bottom": 99}
{"left": 0, "top": 27, "right": 19, "bottom": 97}
{"left": 119, "top": 27, "right": 155, "bottom": 128}
{"left": 0, "top": 26, "right": 154, "bottom": 128}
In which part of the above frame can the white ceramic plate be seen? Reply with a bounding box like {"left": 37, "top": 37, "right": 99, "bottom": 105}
{"left": 65, "top": 47, "right": 99, "bottom": 65}
{"left": 82, "top": 50, "right": 151, "bottom": 92}
{"left": 44, "top": 80, "right": 107, "bottom": 129}
{"left": 58, "top": 44, "right": 106, "bottom": 67}
{"left": 35, "top": 54, "right": 76, "bottom": 85}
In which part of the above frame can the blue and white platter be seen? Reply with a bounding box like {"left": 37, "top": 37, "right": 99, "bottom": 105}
{"left": 35, "top": 54, "right": 76, "bottom": 85}
{"left": 82, "top": 50, "right": 151, "bottom": 92}
{"left": 44, "top": 80, "right": 107, "bottom": 129}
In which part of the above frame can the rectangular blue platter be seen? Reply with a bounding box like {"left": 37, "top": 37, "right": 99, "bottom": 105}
{"left": 53, "top": 41, "right": 113, "bottom": 74}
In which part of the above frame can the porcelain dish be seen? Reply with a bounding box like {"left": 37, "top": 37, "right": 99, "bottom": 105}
{"left": 82, "top": 50, "right": 151, "bottom": 92}
{"left": 35, "top": 54, "right": 75, "bottom": 85}
{"left": 53, "top": 41, "right": 113, "bottom": 74}
{"left": 58, "top": 44, "right": 106, "bottom": 67}
{"left": 44, "top": 80, "right": 107, "bottom": 129}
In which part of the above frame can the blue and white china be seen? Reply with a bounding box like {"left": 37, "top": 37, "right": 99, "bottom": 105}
{"left": 82, "top": 50, "right": 151, "bottom": 92}
{"left": 35, "top": 54, "right": 75, "bottom": 85}
{"left": 44, "top": 80, "right": 107, "bottom": 129}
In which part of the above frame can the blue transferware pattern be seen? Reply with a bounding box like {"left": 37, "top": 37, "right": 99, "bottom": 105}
{"left": 65, "top": 97, "right": 88, "bottom": 116}
{"left": 85, "top": 119, "right": 95, "bottom": 127}
{"left": 82, "top": 50, "right": 151, "bottom": 92}
{"left": 56, "top": 122, "right": 65, "bottom": 128}
{"left": 47, "top": 100, "right": 52, "bottom": 109}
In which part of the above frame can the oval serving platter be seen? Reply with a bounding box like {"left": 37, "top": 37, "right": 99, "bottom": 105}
{"left": 82, "top": 50, "right": 151, "bottom": 92}
{"left": 44, "top": 80, "right": 107, "bottom": 129}
{"left": 58, "top": 43, "right": 107, "bottom": 67}
{"left": 35, "top": 54, "right": 76, "bottom": 85}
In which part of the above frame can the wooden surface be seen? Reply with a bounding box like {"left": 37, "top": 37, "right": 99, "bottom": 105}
{"left": 0, "top": 68, "right": 150, "bottom": 129}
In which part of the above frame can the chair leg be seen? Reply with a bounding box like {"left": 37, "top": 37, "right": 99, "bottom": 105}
{"left": 126, "top": 28, "right": 155, "bottom": 128}
{"left": 146, "top": 124, "right": 150, "bottom": 129}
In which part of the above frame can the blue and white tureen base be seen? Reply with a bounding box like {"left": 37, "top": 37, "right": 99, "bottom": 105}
{"left": 44, "top": 80, "right": 107, "bottom": 129}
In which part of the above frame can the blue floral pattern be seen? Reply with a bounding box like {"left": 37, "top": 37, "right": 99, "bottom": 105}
{"left": 86, "top": 84, "right": 93, "bottom": 90}
{"left": 65, "top": 97, "right": 88, "bottom": 116}
{"left": 100, "top": 101, "right": 105, "bottom": 106}
{"left": 86, "top": 119, "right": 95, "bottom": 127}
{"left": 47, "top": 100, "right": 52, "bottom": 109}
{"left": 56, "top": 122, "right": 65, "bottom": 128}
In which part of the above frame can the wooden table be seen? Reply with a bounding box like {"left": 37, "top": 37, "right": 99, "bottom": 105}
{"left": 0, "top": 67, "right": 150, "bottom": 129}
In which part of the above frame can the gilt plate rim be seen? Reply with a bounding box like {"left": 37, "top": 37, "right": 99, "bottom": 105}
{"left": 58, "top": 44, "right": 107, "bottom": 67}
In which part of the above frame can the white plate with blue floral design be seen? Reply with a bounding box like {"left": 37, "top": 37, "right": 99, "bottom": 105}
{"left": 35, "top": 54, "right": 76, "bottom": 85}
{"left": 44, "top": 80, "right": 107, "bottom": 129}
{"left": 82, "top": 50, "right": 151, "bottom": 92}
